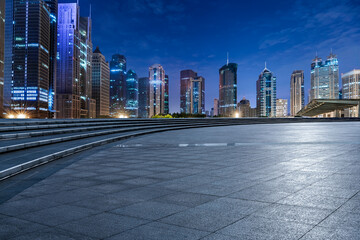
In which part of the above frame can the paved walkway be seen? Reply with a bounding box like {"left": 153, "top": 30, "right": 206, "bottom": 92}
{"left": 1, "top": 122, "right": 360, "bottom": 239}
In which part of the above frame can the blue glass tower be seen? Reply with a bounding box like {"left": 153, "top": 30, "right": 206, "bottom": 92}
{"left": 125, "top": 69, "right": 138, "bottom": 118}
{"left": 138, "top": 77, "right": 149, "bottom": 118}
{"left": 256, "top": 65, "right": 277, "bottom": 117}
{"left": 0, "top": 0, "right": 4, "bottom": 116}
{"left": 110, "top": 54, "right": 126, "bottom": 116}
{"left": 219, "top": 63, "right": 237, "bottom": 117}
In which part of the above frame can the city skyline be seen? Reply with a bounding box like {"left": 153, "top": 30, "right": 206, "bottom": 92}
{"left": 58, "top": 0, "right": 360, "bottom": 113}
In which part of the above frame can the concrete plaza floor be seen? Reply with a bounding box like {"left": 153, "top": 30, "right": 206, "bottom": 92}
{"left": 1, "top": 122, "right": 360, "bottom": 239}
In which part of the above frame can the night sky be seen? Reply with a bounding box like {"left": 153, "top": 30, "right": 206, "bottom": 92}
{"left": 61, "top": 0, "right": 360, "bottom": 113}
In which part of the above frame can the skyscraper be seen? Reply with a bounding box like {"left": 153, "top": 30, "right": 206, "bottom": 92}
{"left": 342, "top": 69, "right": 360, "bottom": 117}
{"left": 44, "top": 0, "right": 58, "bottom": 116}
{"left": 149, "top": 64, "right": 165, "bottom": 117}
{"left": 310, "top": 53, "right": 339, "bottom": 101}
{"left": 125, "top": 69, "right": 138, "bottom": 118}
{"left": 276, "top": 99, "right": 288, "bottom": 117}
{"left": 4, "top": 0, "right": 52, "bottom": 118}
{"left": 0, "top": 0, "right": 4, "bottom": 116}
{"left": 109, "top": 54, "right": 126, "bottom": 116}
{"left": 290, "top": 70, "right": 304, "bottom": 116}
{"left": 164, "top": 75, "right": 169, "bottom": 114}
{"left": 180, "top": 69, "right": 197, "bottom": 113}
{"left": 219, "top": 63, "right": 237, "bottom": 117}
{"left": 256, "top": 66, "right": 277, "bottom": 117}
{"left": 138, "top": 77, "right": 149, "bottom": 118}
{"left": 79, "top": 13, "right": 95, "bottom": 118}
{"left": 56, "top": 3, "right": 81, "bottom": 119}
{"left": 180, "top": 70, "right": 205, "bottom": 114}
{"left": 92, "top": 47, "right": 109, "bottom": 118}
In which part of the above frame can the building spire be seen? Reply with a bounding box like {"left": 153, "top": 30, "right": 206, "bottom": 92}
{"left": 89, "top": 4, "right": 92, "bottom": 18}
{"left": 265, "top": 61, "right": 267, "bottom": 69}
{"left": 226, "top": 52, "right": 229, "bottom": 66}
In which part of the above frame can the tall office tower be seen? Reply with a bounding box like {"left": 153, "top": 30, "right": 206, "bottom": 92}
{"left": 109, "top": 54, "right": 126, "bottom": 116}
{"left": 138, "top": 77, "right": 149, "bottom": 118}
{"left": 213, "top": 98, "right": 219, "bottom": 116}
{"left": 276, "top": 99, "right": 288, "bottom": 117}
{"left": 342, "top": 70, "right": 360, "bottom": 117}
{"left": 190, "top": 76, "right": 205, "bottom": 114}
{"left": 92, "top": 47, "right": 109, "bottom": 117}
{"left": 44, "top": 0, "right": 57, "bottom": 116}
{"left": 56, "top": 3, "right": 81, "bottom": 119}
{"left": 256, "top": 66, "right": 277, "bottom": 117}
{"left": 310, "top": 53, "right": 339, "bottom": 101}
{"left": 4, "top": 0, "right": 51, "bottom": 118}
{"left": 164, "top": 75, "right": 169, "bottom": 114}
{"left": 180, "top": 70, "right": 205, "bottom": 114}
{"left": 125, "top": 69, "right": 138, "bottom": 118}
{"left": 79, "top": 14, "right": 94, "bottom": 118}
{"left": 149, "top": 64, "right": 165, "bottom": 117}
{"left": 180, "top": 69, "right": 197, "bottom": 113}
{"left": 0, "top": 0, "right": 4, "bottom": 116}
{"left": 219, "top": 63, "right": 238, "bottom": 117}
{"left": 290, "top": 70, "right": 304, "bottom": 116}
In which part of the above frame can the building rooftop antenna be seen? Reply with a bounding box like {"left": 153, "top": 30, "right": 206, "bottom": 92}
{"left": 89, "top": 4, "right": 92, "bottom": 18}
{"left": 226, "top": 52, "right": 229, "bottom": 66}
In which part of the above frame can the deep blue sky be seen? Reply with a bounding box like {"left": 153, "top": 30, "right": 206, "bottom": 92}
{"left": 61, "top": 0, "right": 360, "bottom": 112}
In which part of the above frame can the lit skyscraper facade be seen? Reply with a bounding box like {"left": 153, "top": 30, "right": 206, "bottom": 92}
{"left": 4, "top": 0, "right": 51, "bottom": 118}
{"left": 164, "top": 75, "right": 169, "bottom": 114}
{"left": 138, "top": 77, "right": 149, "bottom": 118}
{"left": 219, "top": 63, "right": 237, "bottom": 117}
{"left": 79, "top": 15, "right": 95, "bottom": 118}
{"left": 109, "top": 54, "right": 126, "bottom": 116}
{"left": 180, "top": 70, "right": 197, "bottom": 113}
{"left": 290, "top": 70, "right": 304, "bottom": 116}
{"left": 213, "top": 98, "right": 219, "bottom": 116}
{"left": 125, "top": 69, "right": 138, "bottom": 118}
{"left": 180, "top": 70, "right": 205, "bottom": 114}
{"left": 0, "top": 0, "right": 4, "bottom": 116}
{"left": 310, "top": 53, "right": 339, "bottom": 101}
{"left": 44, "top": 0, "right": 58, "bottom": 116}
{"left": 342, "top": 69, "right": 360, "bottom": 117}
{"left": 92, "top": 47, "right": 109, "bottom": 117}
{"left": 149, "top": 64, "right": 165, "bottom": 117}
{"left": 256, "top": 67, "right": 277, "bottom": 117}
{"left": 56, "top": 3, "right": 80, "bottom": 119}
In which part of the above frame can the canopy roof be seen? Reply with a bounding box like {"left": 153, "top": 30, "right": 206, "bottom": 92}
{"left": 297, "top": 99, "right": 360, "bottom": 116}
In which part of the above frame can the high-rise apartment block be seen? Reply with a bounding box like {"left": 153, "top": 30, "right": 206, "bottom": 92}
{"left": 149, "top": 64, "right": 165, "bottom": 117}
{"left": 125, "top": 69, "right": 138, "bottom": 118}
{"left": 0, "top": 0, "right": 4, "bottom": 116}
{"left": 290, "top": 70, "right": 304, "bottom": 116}
{"left": 310, "top": 53, "right": 339, "bottom": 101}
{"left": 92, "top": 47, "right": 109, "bottom": 117}
{"left": 164, "top": 75, "right": 169, "bottom": 114}
{"left": 213, "top": 98, "right": 219, "bottom": 116}
{"left": 342, "top": 70, "right": 360, "bottom": 117}
{"left": 219, "top": 63, "right": 237, "bottom": 117}
{"left": 109, "top": 54, "right": 126, "bottom": 116}
{"left": 138, "top": 77, "right": 149, "bottom": 118}
{"left": 180, "top": 70, "right": 205, "bottom": 114}
{"left": 256, "top": 66, "right": 277, "bottom": 117}
{"left": 4, "top": 0, "right": 53, "bottom": 118}
{"left": 276, "top": 99, "right": 288, "bottom": 117}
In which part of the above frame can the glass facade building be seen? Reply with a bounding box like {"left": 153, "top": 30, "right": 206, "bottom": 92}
{"left": 180, "top": 69, "right": 205, "bottom": 114}
{"left": 4, "top": 0, "right": 52, "bottom": 118}
{"left": 342, "top": 69, "right": 360, "bottom": 117}
{"left": 310, "top": 53, "right": 339, "bottom": 101}
{"left": 219, "top": 63, "right": 237, "bottom": 117}
{"left": 290, "top": 70, "right": 304, "bottom": 116}
{"left": 109, "top": 54, "right": 126, "bottom": 117}
{"left": 180, "top": 70, "right": 197, "bottom": 113}
{"left": 0, "top": 0, "right": 4, "bottom": 116}
{"left": 149, "top": 64, "right": 165, "bottom": 117}
{"left": 138, "top": 77, "right": 149, "bottom": 118}
{"left": 56, "top": 3, "right": 81, "bottom": 119}
{"left": 125, "top": 69, "right": 138, "bottom": 118}
{"left": 92, "top": 47, "right": 109, "bottom": 118}
{"left": 164, "top": 74, "right": 169, "bottom": 114}
{"left": 256, "top": 67, "right": 277, "bottom": 117}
